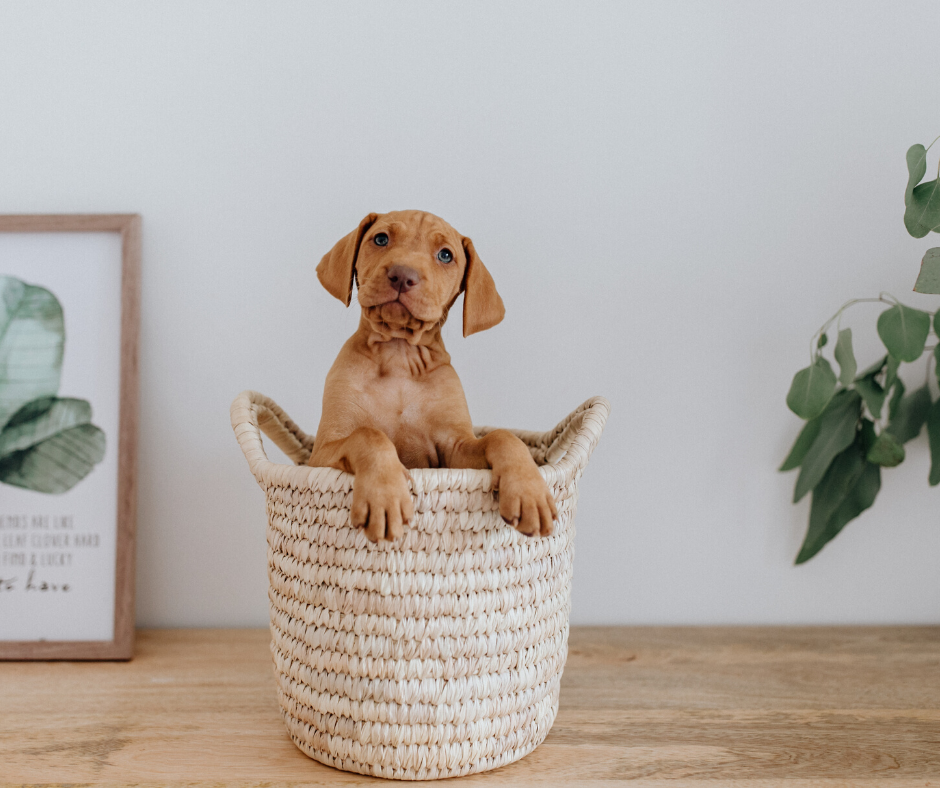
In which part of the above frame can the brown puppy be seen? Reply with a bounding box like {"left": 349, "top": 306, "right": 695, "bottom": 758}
{"left": 308, "top": 210, "right": 557, "bottom": 542}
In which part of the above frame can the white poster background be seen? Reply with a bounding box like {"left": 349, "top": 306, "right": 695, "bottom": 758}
{"left": 0, "top": 232, "right": 122, "bottom": 641}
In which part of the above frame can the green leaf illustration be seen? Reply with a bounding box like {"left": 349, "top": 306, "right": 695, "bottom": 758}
{"left": 887, "top": 385, "right": 932, "bottom": 444}
{"left": 0, "top": 423, "right": 105, "bottom": 494}
{"left": 786, "top": 357, "right": 837, "bottom": 420}
{"left": 0, "top": 396, "right": 93, "bottom": 457}
{"left": 794, "top": 390, "right": 861, "bottom": 502}
{"left": 876, "top": 304, "right": 930, "bottom": 362}
{"left": 913, "top": 248, "right": 940, "bottom": 294}
{"left": 0, "top": 276, "right": 64, "bottom": 430}
{"left": 0, "top": 277, "right": 106, "bottom": 494}
{"left": 833, "top": 328, "right": 856, "bottom": 386}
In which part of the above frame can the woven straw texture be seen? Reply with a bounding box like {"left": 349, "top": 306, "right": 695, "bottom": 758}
{"left": 231, "top": 391, "right": 609, "bottom": 780}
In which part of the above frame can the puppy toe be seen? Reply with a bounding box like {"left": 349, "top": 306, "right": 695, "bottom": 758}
{"left": 401, "top": 494, "right": 414, "bottom": 525}
{"left": 351, "top": 500, "right": 369, "bottom": 529}
{"left": 386, "top": 507, "right": 404, "bottom": 541}
{"left": 517, "top": 503, "right": 540, "bottom": 537}
{"left": 499, "top": 494, "right": 522, "bottom": 528}
{"left": 538, "top": 500, "right": 555, "bottom": 537}
{"left": 365, "top": 508, "right": 386, "bottom": 542}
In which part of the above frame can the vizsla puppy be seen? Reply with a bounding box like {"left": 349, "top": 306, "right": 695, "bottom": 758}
{"left": 308, "top": 210, "right": 557, "bottom": 542}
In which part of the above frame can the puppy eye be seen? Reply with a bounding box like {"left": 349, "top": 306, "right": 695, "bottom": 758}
{"left": 437, "top": 248, "right": 454, "bottom": 263}
{"left": 374, "top": 232, "right": 389, "bottom": 246}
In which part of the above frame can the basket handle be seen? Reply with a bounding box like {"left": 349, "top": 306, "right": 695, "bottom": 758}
{"left": 546, "top": 396, "right": 610, "bottom": 479}
{"left": 232, "top": 390, "right": 609, "bottom": 488}
{"left": 230, "top": 391, "right": 314, "bottom": 481}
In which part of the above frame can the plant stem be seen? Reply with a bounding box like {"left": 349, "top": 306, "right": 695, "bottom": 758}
{"left": 810, "top": 294, "right": 940, "bottom": 365}
{"left": 810, "top": 296, "right": 893, "bottom": 363}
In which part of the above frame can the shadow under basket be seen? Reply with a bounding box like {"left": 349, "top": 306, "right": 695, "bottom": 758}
{"left": 230, "top": 391, "right": 609, "bottom": 780}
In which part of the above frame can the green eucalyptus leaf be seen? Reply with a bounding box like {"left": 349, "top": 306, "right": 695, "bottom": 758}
{"left": 905, "top": 144, "right": 928, "bottom": 207}
{"left": 796, "top": 437, "right": 880, "bottom": 564}
{"left": 888, "top": 378, "right": 906, "bottom": 421}
{"left": 0, "top": 397, "right": 93, "bottom": 457}
{"left": 794, "top": 390, "right": 862, "bottom": 502}
{"left": 876, "top": 304, "right": 930, "bottom": 362}
{"left": 855, "top": 355, "right": 887, "bottom": 381}
{"left": 935, "top": 310, "right": 940, "bottom": 339}
{"left": 804, "top": 462, "right": 880, "bottom": 564}
{"left": 914, "top": 248, "right": 940, "bottom": 294}
{"left": 817, "top": 333, "right": 828, "bottom": 349}
{"left": 885, "top": 356, "right": 901, "bottom": 391}
{"left": 780, "top": 416, "right": 822, "bottom": 472}
{"left": 787, "top": 357, "right": 837, "bottom": 420}
{"left": 781, "top": 391, "right": 866, "bottom": 473}
{"left": 0, "top": 276, "right": 64, "bottom": 431}
{"left": 887, "top": 385, "right": 932, "bottom": 443}
{"left": 935, "top": 345, "right": 940, "bottom": 386}
{"left": 823, "top": 462, "right": 880, "bottom": 550}
{"left": 833, "top": 329, "right": 856, "bottom": 386}
{"left": 928, "top": 399, "right": 940, "bottom": 486}
{"left": 0, "top": 423, "right": 105, "bottom": 494}
{"left": 905, "top": 180, "right": 940, "bottom": 238}
{"left": 804, "top": 442, "right": 865, "bottom": 538}
{"left": 855, "top": 375, "right": 886, "bottom": 420}
{"left": 866, "top": 430, "right": 905, "bottom": 467}
{"left": 904, "top": 144, "right": 940, "bottom": 237}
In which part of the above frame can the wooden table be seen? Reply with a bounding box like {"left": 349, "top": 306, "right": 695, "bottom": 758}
{"left": 1, "top": 627, "right": 938, "bottom": 786}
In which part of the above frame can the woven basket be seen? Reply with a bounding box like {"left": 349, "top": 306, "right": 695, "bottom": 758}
{"left": 230, "top": 391, "right": 609, "bottom": 780}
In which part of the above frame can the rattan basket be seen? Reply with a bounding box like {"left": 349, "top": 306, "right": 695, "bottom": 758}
{"left": 230, "top": 391, "right": 609, "bottom": 780}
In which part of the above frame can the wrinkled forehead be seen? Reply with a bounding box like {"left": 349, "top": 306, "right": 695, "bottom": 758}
{"left": 374, "top": 211, "right": 462, "bottom": 248}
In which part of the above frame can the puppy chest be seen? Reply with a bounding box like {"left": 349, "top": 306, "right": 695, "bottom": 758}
{"left": 358, "top": 378, "right": 446, "bottom": 468}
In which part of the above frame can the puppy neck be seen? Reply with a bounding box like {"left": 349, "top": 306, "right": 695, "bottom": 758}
{"left": 355, "top": 313, "right": 451, "bottom": 377}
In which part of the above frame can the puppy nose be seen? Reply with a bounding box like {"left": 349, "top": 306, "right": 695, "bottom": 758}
{"left": 387, "top": 264, "right": 421, "bottom": 293}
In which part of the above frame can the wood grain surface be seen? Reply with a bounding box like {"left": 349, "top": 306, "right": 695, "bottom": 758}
{"left": 1, "top": 627, "right": 937, "bottom": 786}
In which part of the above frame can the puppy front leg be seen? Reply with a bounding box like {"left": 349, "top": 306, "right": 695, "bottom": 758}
{"left": 449, "top": 430, "right": 557, "bottom": 537}
{"left": 309, "top": 428, "right": 414, "bottom": 542}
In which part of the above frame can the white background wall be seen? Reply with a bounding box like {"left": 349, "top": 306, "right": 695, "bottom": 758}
{"left": 1, "top": 1, "right": 938, "bottom": 627}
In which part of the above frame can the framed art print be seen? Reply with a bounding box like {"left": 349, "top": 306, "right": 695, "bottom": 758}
{"left": 0, "top": 215, "right": 140, "bottom": 660}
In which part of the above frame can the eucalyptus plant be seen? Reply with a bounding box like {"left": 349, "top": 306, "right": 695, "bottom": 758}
{"left": 0, "top": 275, "right": 105, "bottom": 493}
{"left": 781, "top": 140, "right": 940, "bottom": 563}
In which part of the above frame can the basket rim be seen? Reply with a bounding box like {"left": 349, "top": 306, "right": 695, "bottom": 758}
{"left": 231, "top": 391, "right": 609, "bottom": 493}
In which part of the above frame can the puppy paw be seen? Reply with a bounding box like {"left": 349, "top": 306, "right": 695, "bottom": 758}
{"left": 495, "top": 467, "right": 557, "bottom": 537}
{"left": 350, "top": 466, "right": 414, "bottom": 542}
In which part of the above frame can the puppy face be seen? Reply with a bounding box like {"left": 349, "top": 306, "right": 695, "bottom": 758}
{"left": 355, "top": 211, "right": 466, "bottom": 338}
{"left": 317, "top": 209, "right": 505, "bottom": 340}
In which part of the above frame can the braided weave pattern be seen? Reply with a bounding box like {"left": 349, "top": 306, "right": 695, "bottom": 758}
{"left": 231, "top": 392, "right": 609, "bottom": 780}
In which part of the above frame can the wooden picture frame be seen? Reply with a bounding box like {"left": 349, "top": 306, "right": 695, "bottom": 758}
{"left": 0, "top": 215, "right": 140, "bottom": 660}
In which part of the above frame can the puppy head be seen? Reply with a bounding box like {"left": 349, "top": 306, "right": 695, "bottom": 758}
{"left": 316, "top": 210, "right": 505, "bottom": 340}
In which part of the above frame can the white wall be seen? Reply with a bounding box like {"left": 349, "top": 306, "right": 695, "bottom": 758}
{"left": 1, "top": 0, "right": 938, "bottom": 627}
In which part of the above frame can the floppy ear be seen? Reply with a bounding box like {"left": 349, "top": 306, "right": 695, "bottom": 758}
{"left": 461, "top": 236, "right": 505, "bottom": 337}
{"left": 316, "top": 212, "right": 380, "bottom": 305}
